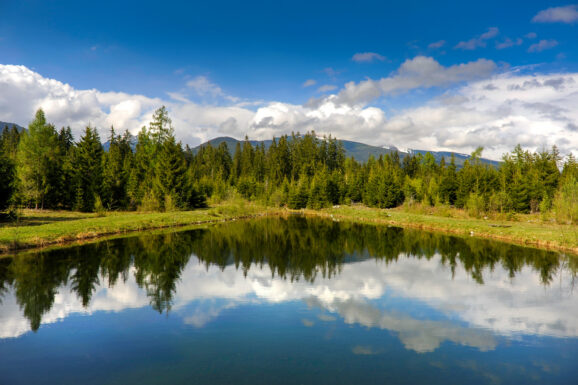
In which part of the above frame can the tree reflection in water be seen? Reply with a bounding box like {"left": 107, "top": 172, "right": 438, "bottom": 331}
{"left": 0, "top": 215, "right": 574, "bottom": 331}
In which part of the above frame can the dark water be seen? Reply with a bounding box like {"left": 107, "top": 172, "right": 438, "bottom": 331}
{"left": 0, "top": 216, "right": 577, "bottom": 384}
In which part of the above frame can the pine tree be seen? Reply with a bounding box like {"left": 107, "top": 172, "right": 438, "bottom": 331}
{"left": 288, "top": 176, "right": 309, "bottom": 209}
{"left": 1, "top": 124, "right": 21, "bottom": 160}
{"left": 149, "top": 106, "right": 173, "bottom": 146}
{"left": 438, "top": 154, "right": 458, "bottom": 205}
{"left": 17, "top": 109, "right": 60, "bottom": 209}
{"left": 74, "top": 126, "right": 104, "bottom": 212}
{"left": 153, "top": 136, "right": 187, "bottom": 209}
{"left": 102, "top": 127, "right": 131, "bottom": 209}
{"left": 0, "top": 145, "right": 15, "bottom": 210}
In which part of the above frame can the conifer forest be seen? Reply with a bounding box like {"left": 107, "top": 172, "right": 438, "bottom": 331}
{"left": 1, "top": 106, "right": 577, "bottom": 224}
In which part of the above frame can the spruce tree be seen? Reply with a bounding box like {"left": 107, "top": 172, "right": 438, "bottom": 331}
{"left": 0, "top": 145, "right": 15, "bottom": 210}
{"left": 74, "top": 126, "right": 104, "bottom": 212}
{"left": 17, "top": 109, "right": 60, "bottom": 209}
{"left": 153, "top": 136, "right": 187, "bottom": 209}
{"left": 102, "top": 127, "right": 131, "bottom": 209}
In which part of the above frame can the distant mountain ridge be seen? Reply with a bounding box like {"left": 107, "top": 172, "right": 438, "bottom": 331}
{"left": 0, "top": 119, "right": 500, "bottom": 168}
{"left": 0, "top": 121, "right": 25, "bottom": 132}
{"left": 193, "top": 136, "right": 500, "bottom": 168}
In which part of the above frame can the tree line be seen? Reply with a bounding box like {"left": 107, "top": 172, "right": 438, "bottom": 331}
{"left": 0, "top": 107, "right": 205, "bottom": 213}
{"left": 1, "top": 106, "right": 577, "bottom": 223}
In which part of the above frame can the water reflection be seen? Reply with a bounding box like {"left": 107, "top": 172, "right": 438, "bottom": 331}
{"left": 0, "top": 216, "right": 576, "bottom": 353}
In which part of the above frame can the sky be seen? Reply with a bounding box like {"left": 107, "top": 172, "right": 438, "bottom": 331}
{"left": 1, "top": 0, "right": 577, "bottom": 159}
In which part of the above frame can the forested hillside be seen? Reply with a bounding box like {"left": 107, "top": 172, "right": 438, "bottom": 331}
{"left": 1, "top": 107, "right": 577, "bottom": 224}
{"left": 194, "top": 136, "right": 501, "bottom": 167}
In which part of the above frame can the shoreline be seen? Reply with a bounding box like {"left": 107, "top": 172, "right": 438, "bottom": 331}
{"left": 0, "top": 202, "right": 271, "bottom": 256}
{"left": 299, "top": 206, "right": 578, "bottom": 256}
{"left": 1, "top": 203, "right": 577, "bottom": 257}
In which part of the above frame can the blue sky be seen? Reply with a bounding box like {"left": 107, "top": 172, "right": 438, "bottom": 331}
{"left": 1, "top": 1, "right": 577, "bottom": 158}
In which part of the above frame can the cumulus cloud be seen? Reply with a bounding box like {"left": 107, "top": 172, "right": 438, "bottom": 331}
{"left": 250, "top": 99, "right": 387, "bottom": 141}
{"left": 455, "top": 27, "right": 499, "bottom": 50}
{"left": 352, "top": 52, "right": 386, "bottom": 63}
{"left": 0, "top": 65, "right": 253, "bottom": 145}
{"left": 0, "top": 64, "right": 390, "bottom": 147}
{"left": 331, "top": 56, "right": 496, "bottom": 106}
{"left": 533, "top": 5, "right": 578, "bottom": 23}
{"left": 0, "top": 63, "right": 577, "bottom": 159}
{"left": 377, "top": 73, "right": 578, "bottom": 158}
{"left": 528, "top": 39, "right": 559, "bottom": 53}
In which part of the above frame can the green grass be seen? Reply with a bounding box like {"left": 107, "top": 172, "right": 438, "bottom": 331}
{"left": 1, "top": 200, "right": 576, "bottom": 256}
{"left": 300, "top": 205, "right": 578, "bottom": 254}
{"left": 0, "top": 200, "right": 268, "bottom": 254}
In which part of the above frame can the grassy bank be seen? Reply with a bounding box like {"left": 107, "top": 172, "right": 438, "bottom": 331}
{"left": 1, "top": 201, "right": 577, "bottom": 256}
{"left": 0, "top": 200, "right": 268, "bottom": 254}
{"left": 299, "top": 205, "right": 578, "bottom": 255}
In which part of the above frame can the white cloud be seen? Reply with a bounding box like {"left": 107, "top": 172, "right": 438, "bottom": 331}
{"left": 332, "top": 56, "right": 496, "bottom": 106}
{"left": 302, "top": 79, "right": 316, "bottom": 87}
{"left": 428, "top": 40, "right": 446, "bottom": 49}
{"left": 317, "top": 84, "right": 337, "bottom": 93}
{"left": 496, "top": 37, "right": 523, "bottom": 50}
{"left": 186, "top": 75, "right": 223, "bottom": 97}
{"left": 0, "top": 65, "right": 253, "bottom": 145}
{"left": 0, "top": 64, "right": 390, "bottom": 147}
{"left": 528, "top": 39, "right": 559, "bottom": 53}
{"left": 249, "top": 99, "right": 386, "bottom": 141}
{"left": 0, "top": 62, "right": 577, "bottom": 159}
{"left": 455, "top": 27, "right": 499, "bottom": 50}
{"left": 377, "top": 72, "right": 578, "bottom": 158}
{"left": 533, "top": 5, "right": 578, "bottom": 23}
{"left": 352, "top": 52, "right": 386, "bottom": 63}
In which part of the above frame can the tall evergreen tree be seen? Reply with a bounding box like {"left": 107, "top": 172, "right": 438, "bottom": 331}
{"left": 0, "top": 145, "right": 15, "bottom": 210}
{"left": 17, "top": 109, "right": 60, "bottom": 209}
{"left": 102, "top": 127, "right": 131, "bottom": 209}
{"left": 153, "top": 135, "right": 187, "bottom": 209}
{"left": 74, "top": 126, "right": 104, "bottom": 212}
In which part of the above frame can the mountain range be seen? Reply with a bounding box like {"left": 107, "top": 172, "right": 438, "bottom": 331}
{"left": 0, "top": 121, "right": 25, "bottom": 132}
{"left": 0, "top": 120, "right": 499, "bottom": 167}
{"left": 193, "top": 136, "right": 500, "bottom": 168}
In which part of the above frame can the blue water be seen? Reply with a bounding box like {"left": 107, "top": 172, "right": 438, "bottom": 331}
{"left": 0, "top": 217, "right": 576, "bottom": 384}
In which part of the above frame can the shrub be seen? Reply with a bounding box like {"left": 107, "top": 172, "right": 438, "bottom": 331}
{"left": 553, "top": 177, "right": 578, "bottom": 224}
{"left": 466, "top": 192, "right": 485, "bottom": 218}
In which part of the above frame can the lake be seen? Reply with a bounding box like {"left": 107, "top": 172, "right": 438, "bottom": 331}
{"left": 0, "top": 216, "right": 577, "bottom": 384}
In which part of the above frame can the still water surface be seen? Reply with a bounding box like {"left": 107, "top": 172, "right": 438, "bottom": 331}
{"left": 0, "top": 216, "right": 577, "bottom": 384}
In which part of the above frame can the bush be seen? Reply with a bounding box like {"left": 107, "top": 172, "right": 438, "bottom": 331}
{"left": 164, "top": 194, "right": 179, "bottom": 212}
{"left": 488, "top": 191, "right": 509, "bottom": 213}
{"left": 539, "top": 195, "right": 552, "bottom": 222}
{"left": 288, "top": 181, "right": 309, "bottom": 209}
{"left": 466, "top": 192, "right": 485, "bottom": 218}
{"left": 94, "top": 195, "right": 106, "bottom": 217}
{"left": 139, "top": 190, "right": 162, "bottom": 212}
{"left": 553, "top": 177, "right": 578, "bottom": 224}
